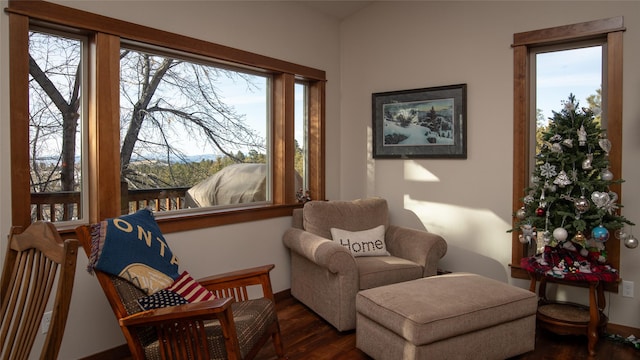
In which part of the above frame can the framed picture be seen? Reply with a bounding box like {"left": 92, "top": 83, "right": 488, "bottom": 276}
{"left": 372, "top": 84, "right": 467, "bottom": 159}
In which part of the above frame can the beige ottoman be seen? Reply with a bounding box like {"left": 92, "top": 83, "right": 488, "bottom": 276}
{"left": 356, "top": 273, "right": 537, "bottom": 360}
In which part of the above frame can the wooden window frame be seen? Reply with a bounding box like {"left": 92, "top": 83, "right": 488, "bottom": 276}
{"left": 511, "top": 17, "right": 625, "bottom": 279}
{"left": 7, "top": 0, "right": 326, "bottom": 234}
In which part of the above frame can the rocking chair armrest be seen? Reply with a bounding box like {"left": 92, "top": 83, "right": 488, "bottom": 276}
{"left": 119, "top": 297, "right": 234, "bottom": 328}
{"left": 197, "top": 264, "right": 276, "bottom": 300}
{"left": 197, "top": 264, "right": 274, "bottom": 286}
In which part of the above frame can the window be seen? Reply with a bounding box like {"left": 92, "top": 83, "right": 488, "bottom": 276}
{"left": 8, "top": 1, "right": 325, "bottom": 233}
{"left": 531, "top": 43, "right": 604, "bottom": 177}
{"left": 511, "top": 17, "right": 625, "bottom": 278}
{"left": 28, "top": 29, "right": 87, "bottom": 224}
{"left": 295, "top": 81, "right": 309, "bottom": 199}
{"left": 119, "top": 45, "right": 270, "bottom": 213}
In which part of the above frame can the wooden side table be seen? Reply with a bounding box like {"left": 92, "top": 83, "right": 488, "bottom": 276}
{"left": 528, "top": 274, "right": 608, "bottom": 356}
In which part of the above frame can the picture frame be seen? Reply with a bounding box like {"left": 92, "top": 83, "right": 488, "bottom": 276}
{"left": 372, "top": 84, "right": 467, "bottom": 159}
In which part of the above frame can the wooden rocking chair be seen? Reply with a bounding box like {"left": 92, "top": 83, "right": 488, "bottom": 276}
{"left": 75, "top": 225, "right": 285, "bottom": 360}
{"left": 1, "top": 221, "right": 79, "bottom": 360}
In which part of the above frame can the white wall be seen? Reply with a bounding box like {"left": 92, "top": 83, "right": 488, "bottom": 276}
{"left": 340, "top": 1, "right": 640, "bottom": 329}
{"left": 2, "top": 1, "right": 639, "bottom": 358}
{"left": 0, "top": 1, "right": 342, "bottom": 358}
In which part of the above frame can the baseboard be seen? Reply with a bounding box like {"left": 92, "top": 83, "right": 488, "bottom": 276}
{"left": 274, "top": 288, "right": 291, "bottom": 303}
{"left": 78, "top": 344, "right": 130, "bottom": 360}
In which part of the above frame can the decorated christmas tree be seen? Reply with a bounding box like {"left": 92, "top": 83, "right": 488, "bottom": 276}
{"left": 512, "top": 94, "right": 635, "bottom": 263}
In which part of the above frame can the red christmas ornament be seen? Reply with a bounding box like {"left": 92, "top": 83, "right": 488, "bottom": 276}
{"left": 536, "top": 207, "right": 546, "bottom": 217}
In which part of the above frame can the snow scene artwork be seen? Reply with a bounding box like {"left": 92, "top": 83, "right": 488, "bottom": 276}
{"left": 382, "top": 99, "right": 455, "bottom": 146}
{"left": 372, "top": 84, "right": 467, "bottom": 159}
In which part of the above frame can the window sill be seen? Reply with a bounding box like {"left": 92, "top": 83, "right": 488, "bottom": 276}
{"left": 57, "top": 203, "right": 303, "bottom": 238}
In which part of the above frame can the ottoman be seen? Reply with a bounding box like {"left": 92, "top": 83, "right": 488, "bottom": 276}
{"left": 356, "top": 273, "right": 537, "bottom": 360}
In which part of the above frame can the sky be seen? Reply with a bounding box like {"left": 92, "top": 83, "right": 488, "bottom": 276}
{"left": 211, "top": 80, "right": 306, "bottom": 156}
{"left": 153, "top": 74, "right": 306, "bottom": 157}
{"left": 536, "top": 45, "right": 602, "bottom": 124}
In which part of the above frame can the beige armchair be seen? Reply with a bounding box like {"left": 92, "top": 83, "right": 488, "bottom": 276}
{"left": 282, "top": 198, "right": 447, "bottom": 331}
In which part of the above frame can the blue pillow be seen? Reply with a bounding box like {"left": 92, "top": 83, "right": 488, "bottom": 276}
{"left": 88, "top": 208, "right": 180, "bottom": 294}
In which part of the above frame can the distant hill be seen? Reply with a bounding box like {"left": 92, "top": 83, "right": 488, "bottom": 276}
{"left": 130, "top": 153, "right": 220, "bottom": 164}
{"left": 34, "top": 153, "right": 220, "bottom": 165}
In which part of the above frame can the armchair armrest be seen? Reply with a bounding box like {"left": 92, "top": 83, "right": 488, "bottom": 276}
{"left": 283, "top": 228, "right": 357, "bottom": 274}
{"left": 198, "top": 264, "right": 276, "bottom": 302}
{"left": 385, "top": 225, "right": 448, "bottom": 277}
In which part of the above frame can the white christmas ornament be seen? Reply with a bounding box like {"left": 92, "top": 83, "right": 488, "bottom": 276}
{"left": 540, "top": 162, "right": 557, "bottom": 179}
{"left": 618, "top": 231, "right": 629, "bottom": 241}
{"left": 582, "top": 154, "right": 593, "bottom": 170}
{"left": 574, "top": 196, "right": 590, "bottom": 213}
{"left": 577, "top": 125, "right": 587, "bottom": 146}
{"left": 536, "top": 232, "right": 547, "bottom": 254}
{"left": 601, "top": 168, "right": 614, "bottom": 181}
{"left": 553, "top": 227, "right": 568, "bottom": 242}
{"left": 591, "top": 191, "right": 611, "bottom": 208}
{"left": 570, "top": 169, "right": 579, "bottom": 182}
{"left": 520, "top": 225, "right": 536, "bottom": 244}
{"left": 591, "top": 191, "right": 619, "bottom": 214}
{"left": 599, "top": 138, "right": 612, "bottom": 154}
{"left": 553, "top": 171, "right": 571, "bottom": 187}
{"left": 624, "top": 235, "right": 639, "bottom": 249}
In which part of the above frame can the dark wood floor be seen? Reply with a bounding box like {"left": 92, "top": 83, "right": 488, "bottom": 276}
{"left": 255, "top": 295, "right": 640, "bottom": 360}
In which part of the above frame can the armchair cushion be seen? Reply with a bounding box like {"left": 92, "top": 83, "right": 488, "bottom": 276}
{"left": 356, "top": 256, "right": 423, "bottom": 290}
{"left": 303, "top": 198, "right": 390, "bottom": 239}
{"left": 331, "top": 225, "right": 390, "bottom": 257}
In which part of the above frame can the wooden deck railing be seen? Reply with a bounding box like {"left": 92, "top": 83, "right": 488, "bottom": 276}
{"left": 31, "top": 191, "right": 82, "bottom": 222}
{"left": 30, "top": 186, "right": 190, "bottom": 222}
{"left": 124, "top": 187, "right": 191, "bottom": 213}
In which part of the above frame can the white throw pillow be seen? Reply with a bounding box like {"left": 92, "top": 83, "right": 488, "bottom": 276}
{"left": 330, "top": 225, "right": 389, "bottom": 257}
